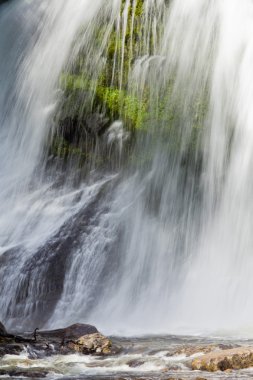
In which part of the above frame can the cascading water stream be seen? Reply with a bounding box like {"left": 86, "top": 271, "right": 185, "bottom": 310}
{"left": 1, "top": 0, "right": 253, "bottom": 338}
{"left": 0, "top": 0, "right": 121, "bottom": 329}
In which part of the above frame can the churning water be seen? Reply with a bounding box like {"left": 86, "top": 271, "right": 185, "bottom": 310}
{"left": 1, "top": 0, "right": 253, "bottom": 338}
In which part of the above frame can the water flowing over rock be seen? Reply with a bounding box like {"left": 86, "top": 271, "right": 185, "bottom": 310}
{"left": 0, "top": 0, "right": 253, "bottom": 340}
{"left": 0, "top": 323, "right": 111, "bottom": 359}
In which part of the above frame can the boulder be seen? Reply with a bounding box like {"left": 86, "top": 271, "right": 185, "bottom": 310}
{"left": 38, "top": 323, "right": 98, "bottom": 342}
{"left": 67, "top": 333, "right": 112, "bottom": 355}
{"left": 192, "top": 346, "right": 253, "bottom": 371}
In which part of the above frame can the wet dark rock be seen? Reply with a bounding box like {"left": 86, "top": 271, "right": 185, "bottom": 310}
{"left": 0, "top": 321, "right": 7, "bottom": 336}
{"left": 0, "top": 323, "right": 24, "bottom": 357}
{"left": 127, "top": 359, "right": 145, "bottom": 368}
{"left": 38, "top": 323, "right": 98, "bottom": 342}
{"left": 0, "top": 369, "right": 48, "bottom": 378}
{"left": 59, "top": 112, "right": 110, "bottom": 145}
{"left": 0, "top": 343, "right": 23, "bottom": 357}
{"left": 59, "top": 116, "right": 81, "bottom": 144}
{"left": 0, "top": 323, "right": 113, "bottom": 359}
{"left": 85, "top": 112, "right": 110, "bottom": 135}
{"left": 11, "top": 175, "right": 116, "bottom": 330}
{"left": 9, "top": 183, "right": 112, "bottom": 329}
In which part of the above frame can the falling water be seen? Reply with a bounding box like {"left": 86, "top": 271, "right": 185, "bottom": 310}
{"left": 1, "top": 0, "right": 253, "bottom": 338}
{"left": 0, "top": 0, "right": 121, "bottom": 329}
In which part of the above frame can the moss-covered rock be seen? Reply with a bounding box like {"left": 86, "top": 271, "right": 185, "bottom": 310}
{"left": 51, "top": 0, "right": 151, "bottom": 165}
{"left": 51, "top": 0, "right": 207, "bottom": 168}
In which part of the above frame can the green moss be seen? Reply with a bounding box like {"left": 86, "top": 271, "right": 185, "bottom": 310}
{"left": 60, "top": 74, "right": 89, "bottom": 92}
{"left": 96, "top": 85, "right": 148, "bottom": 129}
{"left": 60, "top": 73, "right": 148, "bottom": 129}
{"left": 57, "top": 0, "right": 151, "bottom": 130}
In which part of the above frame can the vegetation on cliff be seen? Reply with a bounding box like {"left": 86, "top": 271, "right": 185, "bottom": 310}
{"left": 51, "top": 0, "right": 207, "bottom": 170}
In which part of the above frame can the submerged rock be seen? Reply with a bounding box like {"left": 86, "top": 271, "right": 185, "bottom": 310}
{"left": 191, "top": 346, "right": 253, "bottom": 371}
{"left": 67, "top": 333, "right": 112, "bottom": 355}
{"left": 127, "top": 359, "right": 145, "bottom": 368}
{"left": 170, "top": 343, "right": 236, "bottom": 358}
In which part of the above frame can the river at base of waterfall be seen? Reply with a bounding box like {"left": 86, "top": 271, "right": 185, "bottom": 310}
{"left": 2, "top": 335, "right": 253, "bottom": 380}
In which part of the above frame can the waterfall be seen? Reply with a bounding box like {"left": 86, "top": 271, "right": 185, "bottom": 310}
{"left": 1, "top": 0, "right": 253, "bottom": 337}
{"left": 0, "top": 0, "right": 119, "bottom": 329}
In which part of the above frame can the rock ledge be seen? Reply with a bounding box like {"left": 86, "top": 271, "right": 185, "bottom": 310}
{"left": 0, "top": 321, "right": 112, "bottom": 358}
